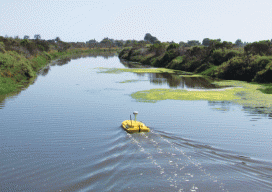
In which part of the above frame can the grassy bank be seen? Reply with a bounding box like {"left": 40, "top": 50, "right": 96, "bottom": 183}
{"left": 0, "top": 36, "right": 119, "bottom": 95}
{"left": 118, "top": 40, "right": 272, "bottom": 92}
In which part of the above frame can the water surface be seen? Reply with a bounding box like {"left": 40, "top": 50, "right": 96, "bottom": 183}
{"left": 0, "top": 55, "right": 271, "bottom": 191}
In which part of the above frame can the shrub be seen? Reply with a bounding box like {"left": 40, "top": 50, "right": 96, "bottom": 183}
{"left": 214, "top": 55, "right": 272, "bottom": 81}
{"left": 166, "top": 43, "right": 179, "bottom": 51}
{"left": 244, "top": 40, "right": 272, "bottom": 56}
{"left": 200, "top": 65, "right": 218, "bottom": 76}
{"left": 253, "top": 62, "right": 272, "bottom": 82}
{"left": 166, "top": 56, "right": 184, "bottom": 69}
{"left": 211, "top": 49, "right": 242, "bottom": 66}
{"left": 20, "top": 39, "right": 29, "bottom": 46}
{"left": 214, "top": 56, "right": 251, "bottom": 80}
{"left": 149, "top": 42, "right": 167, "bottom": 56}
{"left": 0, "top": 51, "right": 35, "bottom": 80}
{"left": 118, "top": 48, "right": 130, "bottom": 59}
{"left": 0, "top": 42, "right": 5, "bottom": 53}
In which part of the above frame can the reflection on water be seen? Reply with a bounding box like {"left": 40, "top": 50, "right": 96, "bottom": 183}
{"left": 147, "top": 73, "right": 219, "bottom": 89}
{"left": 120, "top": 59, "right": 151, "bottom": 68}
{"left": 0, "top": 77, "right": 36, "bottom": 109}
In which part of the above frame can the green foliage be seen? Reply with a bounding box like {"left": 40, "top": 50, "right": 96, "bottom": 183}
{"left": 244, "top": 40, "right": 272, "bottom": 55}
{"left": 155, "top": 46, "right": 180, "bottom": 67}
{"left": 0, "top": 42, "right": 5, "bottom": 53}
{"left": 200, "top": 65, "right": 218, "bottom": 76}
{"left": 179, "top": 41, "right": 186, "bottom": 47}
{"left": 0, "top": 76, "right": 21, "bottom": 95}
{"left": 118, "top": 48, "right": 130, "bottom": 59}
{"left": 258, "top": 87, "right": 272, "bottom": 94}
{"left": 166, "top": 56, "right": 184, "bottom": 69}
{"left": 118, "top": 39, "right": 272, "bottom": 83}
{"left": 214, "top": 55, "right": 272, "bottom": 81}
{"left": 211, "top": 49, "right": 242, "bottom": 65}
{"left": 253, "top": 63, "right": 272, "bottom": 83}
{"left": 187, "top": 40, "right": 201, "bottom": 47}
{"left": 149, "top": 42, "right": 167, "bottom": 56}
{"left": 55, "top": 37, "right": 61, "bottom": 42}
{"left": 202, "top": 38, "right": 210, "bottom": 46}
{"left": 34, "top": 34, "right": 41, "bottom": 40}
{"left": 256, "top": 83, "right": 272, "bottom": 94}
{"left": 235, "top": 39, "right": 243, "bottom": 47}
{"left": 20, "top": 39, "right": 29, "bottom": 46}
{"left": 36, "top": 40, "right": 50, "bottom": 52}
{"left": 208, "top": 40, "right": 233, "bottom": 50}
{"left": 144, "top": 33, "right": 159, "bottom": 44}
{"left": 187, "top": 46, "right": 206, "bottom": 57}
{"left": 0, "top": 51, "right": 35, "bottom": 80}
{"left": 166, "top": 43, "right": 179, "bottom": 51}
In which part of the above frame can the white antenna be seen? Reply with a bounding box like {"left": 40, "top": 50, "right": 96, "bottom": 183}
{"left": 133, "top": 111, "right": 138, "bottom": 121}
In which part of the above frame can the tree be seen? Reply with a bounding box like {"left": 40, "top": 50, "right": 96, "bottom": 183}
{"left": 23, "top": 35, "right": 30, "bottom": 39}
{"left": 55, "top": 37, "right": 61, "bottom": 42}
{"left": 187, "top": 40, "right": 201, "bottom": 47}
{"left": 114, "top": 40, "right": 124, "bottom": 47}
{"left": 202, "top": 38, "right": 210, "bottom": 46}
{"left": 179, "top": 41, "right": 186, "bottom": 47}
{"left": 34, "top": 34, "right": 41, "bottom": 40}
{"left": 235, "top": 39, "right": 243, "bottom": 47}
{"left": 100, "top": 37, "right": 113, "bottom": 48}
{"left": 144, "top": 33, "right": 158, "bottom": 44}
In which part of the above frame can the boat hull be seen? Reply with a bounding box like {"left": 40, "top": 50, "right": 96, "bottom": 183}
{"left": 121, "top": 120, "right": 150, "bottom": 133}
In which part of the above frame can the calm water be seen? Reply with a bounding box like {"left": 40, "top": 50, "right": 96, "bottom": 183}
{"left": 0, "top": 55, "right": 271, "bottom": 192}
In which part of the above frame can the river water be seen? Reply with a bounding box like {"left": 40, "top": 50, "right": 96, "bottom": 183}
{"left": 0, "top": 54, "right": 271, "bottom": 191}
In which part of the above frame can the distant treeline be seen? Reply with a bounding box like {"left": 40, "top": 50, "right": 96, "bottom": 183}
{"left": 119, "top": 33, "right": 272, "bottom": 83}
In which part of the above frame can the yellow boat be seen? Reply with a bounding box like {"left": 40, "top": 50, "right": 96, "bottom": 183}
{"left": 122, "top": 111, "right": 150, "bottom": 133}
{"left": 122, "top": 120, "right": 150, "bottom": 133}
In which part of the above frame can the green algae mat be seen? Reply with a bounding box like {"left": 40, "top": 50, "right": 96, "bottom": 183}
{"left": 130, "top": 80, "right": 272, "bottom": 114}
{"left": 130, "top": 88, "right": 242, "bottom": 103}
{"left": 97, "top": 67, "right": 272, "bottom": 114}
{"left": 96, "top": 67, "right": 179, "bottom": 74}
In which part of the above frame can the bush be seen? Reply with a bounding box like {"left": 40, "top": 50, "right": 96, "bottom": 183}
{"left": 166, "top": 43, "right": 179, "bottom": 51}
{"left": 214, "top": 56, "right": 250, "bottom": 80}
{"left": 211, "top": 49, "right": 242, "bottom": 65}
{"left": 166, "top": 56, "right": 184, "bottom": 69}
{"left": 214, "top": 55, "right": 272, "bottom": 81}
{"left": 244, "top": 40, "right": 272, "bottom": 56}
{"left": 253, "top": 63, "right": 272, "bottom": 82}
{"left": 0, "top": 42, "right": 5, "bottom": 53}
{"left": 149, "top": 42, "right": 167, "bottom": 56}
{"left": 0, "top": 51, "right": 35, "bottom": 80}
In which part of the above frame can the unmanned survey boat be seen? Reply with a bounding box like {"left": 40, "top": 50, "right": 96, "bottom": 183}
{"left": 121, "top": 111, "right": 150, "bottom": 133}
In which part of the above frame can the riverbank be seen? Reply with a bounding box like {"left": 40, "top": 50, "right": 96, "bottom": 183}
{"left": 0, "top": 47, "right": 119, "bottom": 95}
{"left": 118, "top": 41, "right": 272, "bottom": 113}
{"left": 118, "top": 40, "right": 272, "bottom": 87}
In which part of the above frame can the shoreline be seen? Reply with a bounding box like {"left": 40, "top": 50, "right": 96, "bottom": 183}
{"left": 0, "top": 48, "right": 120, "bottom": 96}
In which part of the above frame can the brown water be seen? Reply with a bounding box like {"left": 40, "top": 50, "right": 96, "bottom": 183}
{"left": 0, "top": 55, "right": 271, "bottom": 191}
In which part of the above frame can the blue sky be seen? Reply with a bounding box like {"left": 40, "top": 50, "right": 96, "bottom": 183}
{"left": 1, "top": 0, "right": 272, "bottom": 43}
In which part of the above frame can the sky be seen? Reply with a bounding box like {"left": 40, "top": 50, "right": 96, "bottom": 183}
{"left": 1, "top": 0, "right": 272, "bottom": 43}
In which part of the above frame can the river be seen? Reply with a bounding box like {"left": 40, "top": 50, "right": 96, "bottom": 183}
{"left": 0, "top": 54, "right": 271, "bottom": 191}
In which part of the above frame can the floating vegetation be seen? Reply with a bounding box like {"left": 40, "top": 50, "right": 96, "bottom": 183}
{"left": 131, "top": 88, "right": 243, "bottom": 103}
{"left": 213, "top": 80, "right": 272, "bottom": 114}
{"left": 179, "top": 74, "right": 203, "bottom": 77}
{"left": 98, "top": 66, "right": 272, "bottom": 114}
{"left": 96, "top": 67, "right": 178, "bottom": 74}
{"left": 130, "top": 80, "right": 272, "bottom": 114}
{"left": 119, "top": 79, "right": 148, "bottom": 83}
